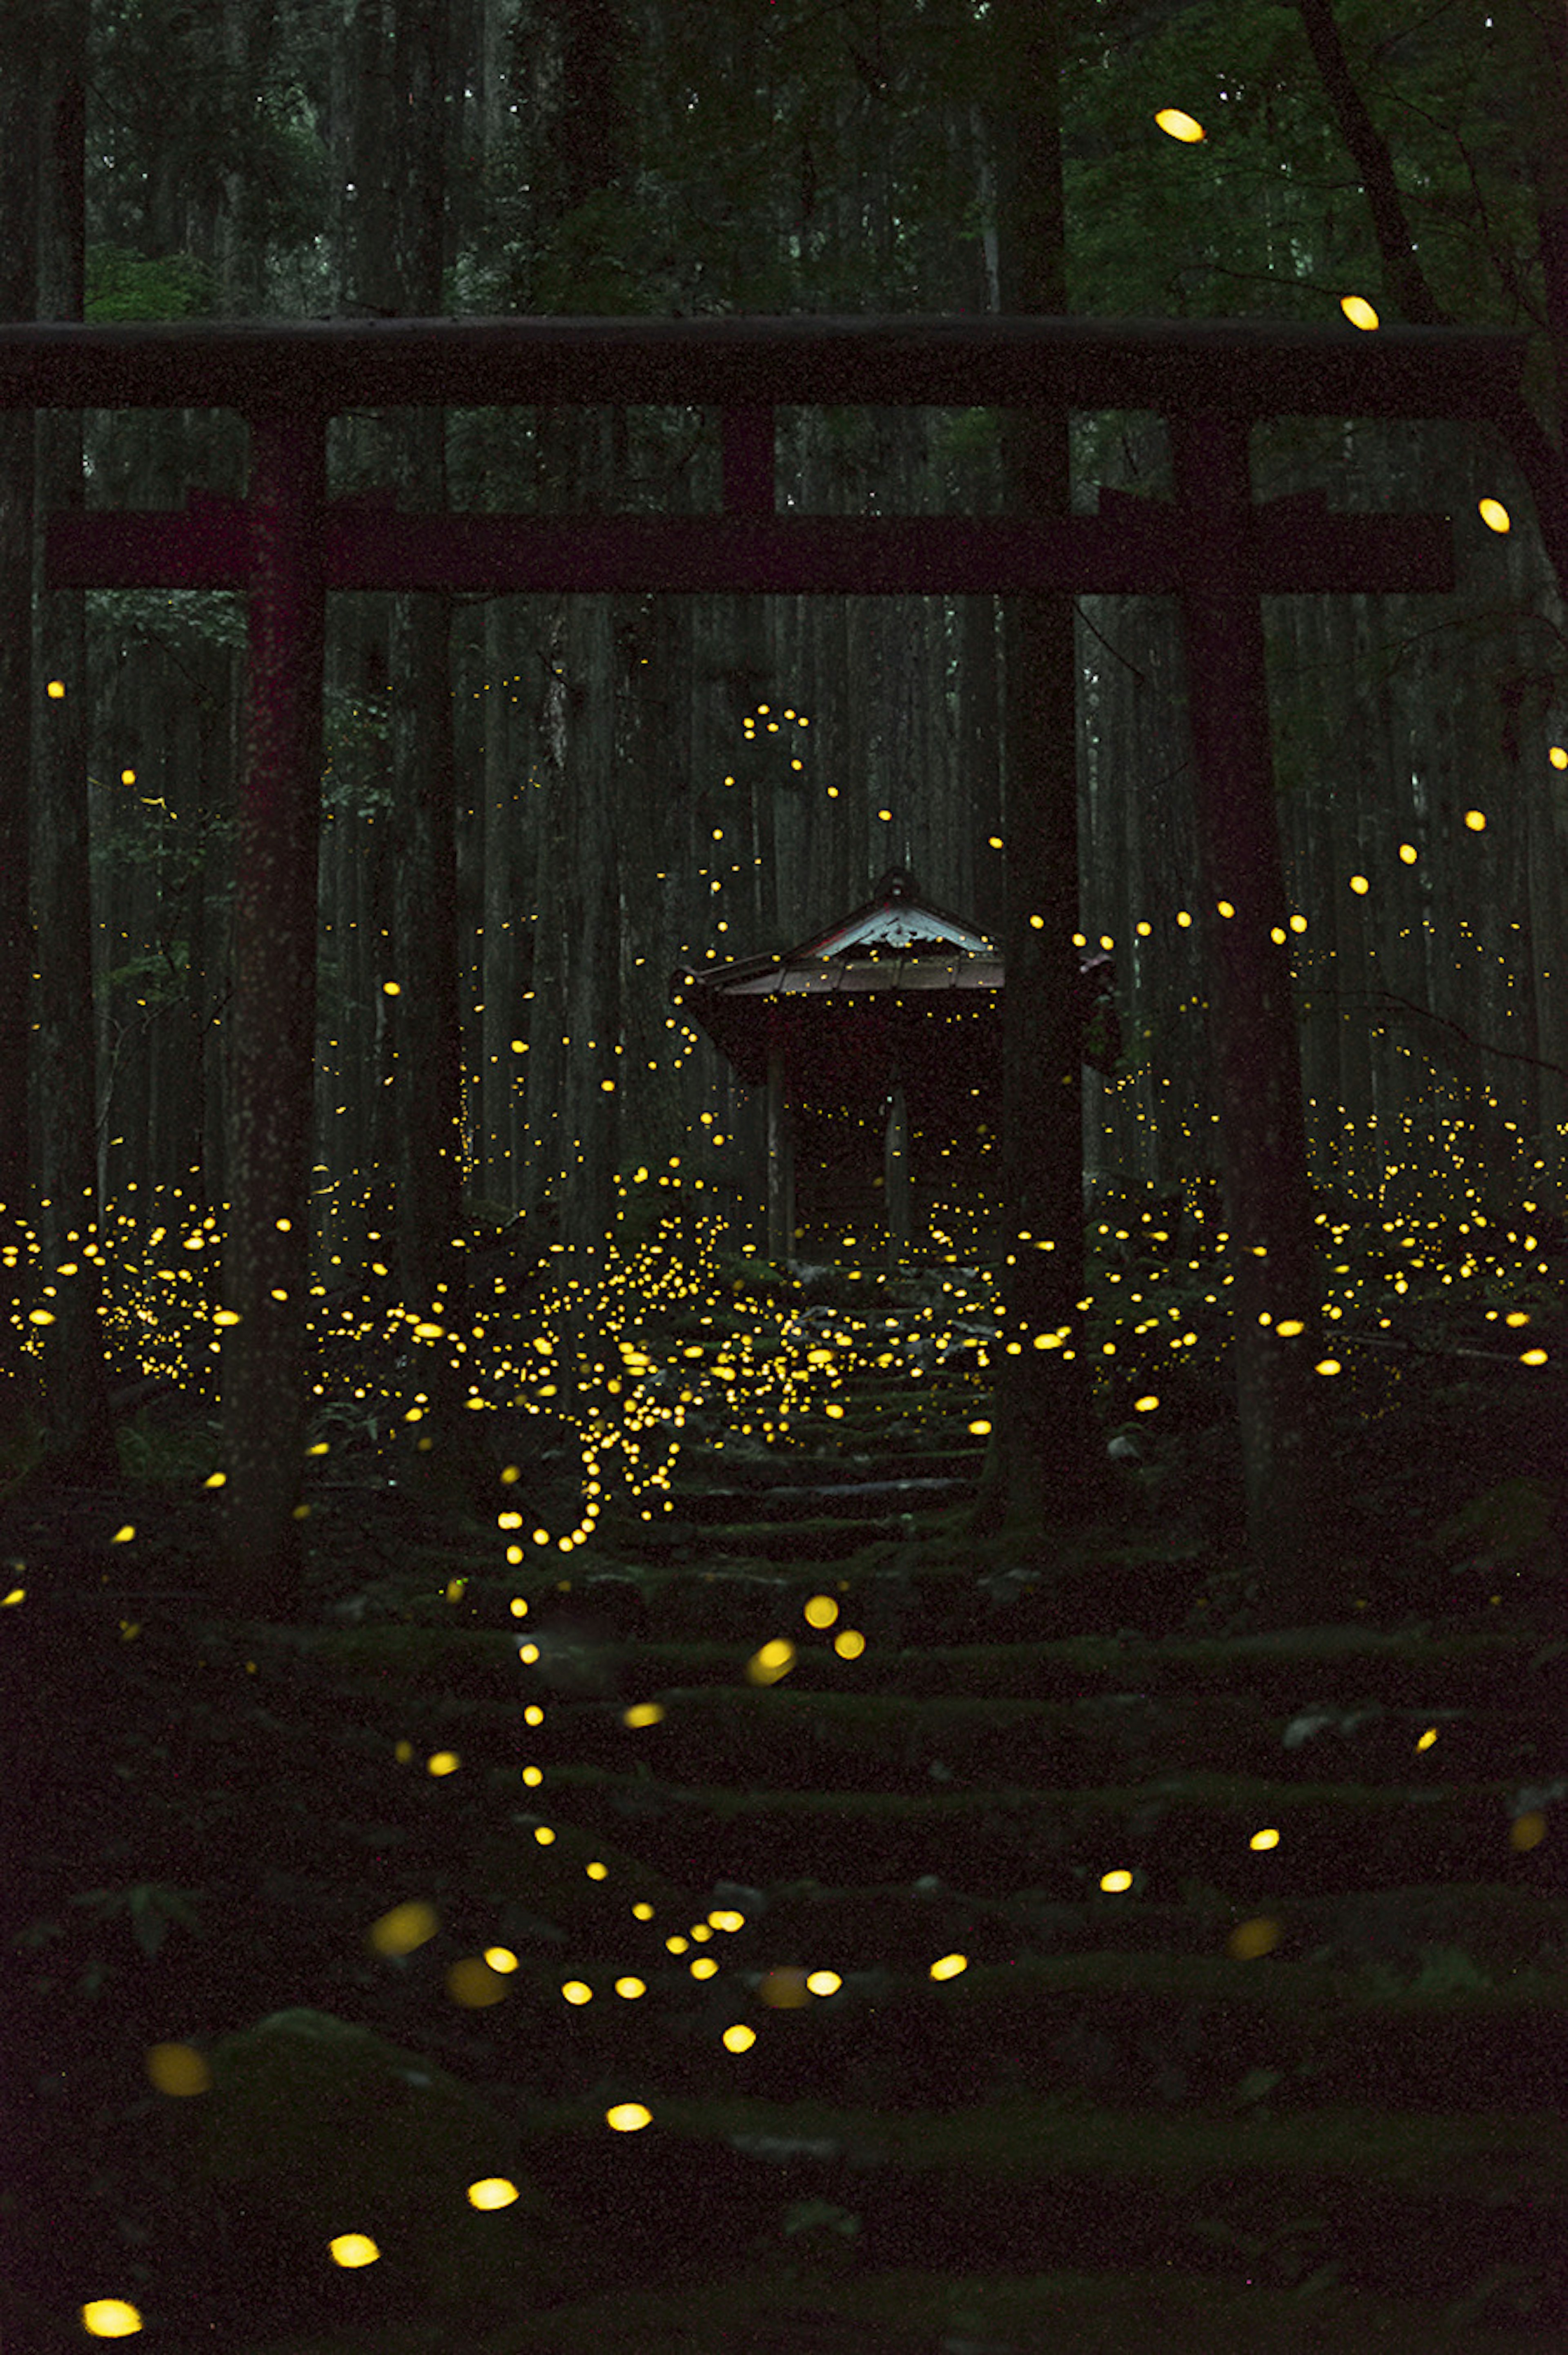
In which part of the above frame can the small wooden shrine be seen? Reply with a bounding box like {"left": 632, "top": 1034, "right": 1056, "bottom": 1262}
{"left": 672, "top": 868, "right": 1118, "bottom": 1264}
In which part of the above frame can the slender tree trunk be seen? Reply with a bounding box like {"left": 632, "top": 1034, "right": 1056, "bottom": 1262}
{"left": 1171, "top": 408, "right": 1326, "bottom": 1602}
{"left": 979, "top": 0, "right": 1102, "bottom": 1535}
{"left": 32, "top": 0, "right": 114, "bottom": 1479}
{"left": 223, "top": 408, "right": 326, "bottom": 1618}
{"left": 0, "top": 0, "right": 40, "bottom": 1475}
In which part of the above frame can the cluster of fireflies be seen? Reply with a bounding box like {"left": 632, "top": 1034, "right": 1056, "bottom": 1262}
{"left": 16, "top": 528, "right": 1562, "bottom": 2337}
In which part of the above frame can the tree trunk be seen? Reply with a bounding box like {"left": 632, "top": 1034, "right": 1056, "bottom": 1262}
{"left": 1170, "top": 407, "right": 1325, "bottom": 1603}
{"left": 223, "top": 408, "right": 326, "bottom": 1619}
{"left": 31, "top": 0, "right": 114, "bottom": 1479}
{"left": 0, "top": 0, "right": 40, "bottom": 1477}
{"left": 979, "top": 0, "right": 1102, "bottom": 1536}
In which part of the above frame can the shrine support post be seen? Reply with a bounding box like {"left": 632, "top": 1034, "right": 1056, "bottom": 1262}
{"left": 1171, "top": 407, "right": 1324, "bottom": 1588}
{"left": 766, "top": 1046, "right": 795, "bottom": 1267}
{"left": 884, "top": 1082, "right": 911, "bottom": 1266}
{"left": 223, "top": 408, "right": 326, "bottom": 1617}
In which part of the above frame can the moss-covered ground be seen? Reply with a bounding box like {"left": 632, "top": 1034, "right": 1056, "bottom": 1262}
{"left": 4, "top": 1203, "right": 1566, "bottom": 2350}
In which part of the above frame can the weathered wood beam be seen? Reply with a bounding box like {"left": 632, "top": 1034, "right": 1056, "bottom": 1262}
{"left": 0, "top": 314, "right": 1524, "bottom": 421}
{"left": 44, "top": 497, "right": 1456, "bottom": 598}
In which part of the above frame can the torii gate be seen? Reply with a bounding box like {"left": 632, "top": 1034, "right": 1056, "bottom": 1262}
{"left": 0, "top": 315, "right": 1525, "bottom": 1609}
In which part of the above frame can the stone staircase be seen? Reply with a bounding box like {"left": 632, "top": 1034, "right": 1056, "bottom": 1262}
{"left": 351, "top": 1259, "right": 1565, "bottom": 2350}
{"left": 158, "top": 1258, "right": 1568, "bottom": 2351}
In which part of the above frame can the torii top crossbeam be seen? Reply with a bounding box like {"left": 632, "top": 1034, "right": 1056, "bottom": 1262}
{"left": 0, "top": 312, "right": 1526, "bottom": 420}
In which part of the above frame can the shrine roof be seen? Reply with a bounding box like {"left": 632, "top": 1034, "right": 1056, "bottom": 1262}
{"left": 675, "top": 868, "right": 998, "bottom": 1001}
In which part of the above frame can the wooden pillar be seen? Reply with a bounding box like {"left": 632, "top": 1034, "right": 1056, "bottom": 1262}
{"left": 1169, "top": 406, "right": 1323, "bottom": 1592}
{"left": 223, "top": 406, "right": 326, "bottom": 1619}
{"left": 884, "top": 1082, "right": 910, "bottom": 1265}
{"left": 766, "top": 1045, "right": 794, "bottom": 1265}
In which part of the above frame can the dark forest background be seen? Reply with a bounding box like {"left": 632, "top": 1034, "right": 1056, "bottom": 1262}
{"left": 4, "top": 0, "right": 1566, "bottom": 1335}
{"left": 8, "top": 6, "right": 1568, "bottom": 2353}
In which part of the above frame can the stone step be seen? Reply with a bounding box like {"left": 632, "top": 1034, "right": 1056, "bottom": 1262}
{"left": 507, "top": 2089, "right": 1567, "bottom": 2327}
{"left": 660, "top": 1474, "right": 974, "bottom": 1524}
{"left": 506, "top": 1761, "right": 1567, "bottom": 1902}
{"left": 459, "top": 1934, "right": 1568, "bottom": 2122}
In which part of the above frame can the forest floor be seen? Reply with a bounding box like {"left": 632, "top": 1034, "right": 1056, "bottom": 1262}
{"left": 4, "top": 1213, "right": 1567, "bottom": 2353}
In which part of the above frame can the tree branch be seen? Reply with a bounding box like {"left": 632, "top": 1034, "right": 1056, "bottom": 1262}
{"left": 1295, "top": 0, "right": 1450, "bottom": 325}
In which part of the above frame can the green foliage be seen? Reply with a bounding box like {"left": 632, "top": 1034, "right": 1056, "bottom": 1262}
{"left": 116, "top": 1403, "right": 223, "bottom": 1484}
{"left": 178, "top": 2009, "right": 575, "bottom": 2318}
{"left": 85, "top": 243, "right": 215, "bottom": 321}
{"left": 68, "top": 1880, "right": 204, "bottom": 1962}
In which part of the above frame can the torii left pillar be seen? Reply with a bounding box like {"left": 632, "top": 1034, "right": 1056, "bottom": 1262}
{"left": 223, "top": 408, "right": 325, "bottom": 1618}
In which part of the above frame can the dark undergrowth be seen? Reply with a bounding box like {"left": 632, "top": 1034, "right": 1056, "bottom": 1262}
{"left": 4, "top": 1216, "right": 1566, "bottom": 2352}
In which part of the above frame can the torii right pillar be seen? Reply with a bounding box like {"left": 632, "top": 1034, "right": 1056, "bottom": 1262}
{"left": 1171, "top": 407, "right": 1326, "bottom": 1604}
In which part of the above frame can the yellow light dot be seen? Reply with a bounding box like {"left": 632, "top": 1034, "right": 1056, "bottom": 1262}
{"left": 1349, "top": 874, "right": 1369, "bottom": 895}
{"left": 1399, "top": 843, "right": 1417, "bottom": 863}
{"left": 1463, "top": 809, "right": 1486, "bottom": 831}
{"left": 1340, "top": 294, "right": 1379, "bottom": 330}
{"left": 468, "top": 2177, "right": 519, "bottom": 2210}
{"left": 367, "top": 1900, "right": 439, "bottom": 1956}
{"left": 214, "top": 1307, "right": 241, "bottom": 1325}
{"left": 1550, "top": 746, "right": 1568, "bottom": 771}
{"left": 1314, "top": 1358, "right": 1342, "bottom": 1376}
{"left": 427, "top": 1750, "right": 459, "bottom": 1776}
{"left": 803, "top": 1593, "right": 839, "bottom": 1628}
{"left": 624, "top": 1701, "right": 665, "bottom": 1728}
{"left": 562, "top": 1980, "right": 593, "bottom": 2005}
{"left": 1176, "top": 910, "right": 1191, "bottom": 929}
{"left": 1228, "top": 1916, "right": 1280, "bottom": 1960}
{"left": 1155, "top": 107, "right": 1205, "bottom": 141}
{"left": 382, "top": 979, "right": 401, "bottom": 996}
{"left": 1249, "top": 1827, "right": 1280, "bottom": 1851}
{"left": 120, "top": 767, "right": 136, "bottom": 785}
{"left": 606, "top": 2102, "right": 652, "bottom": 2131}
{"left": 746, "top": 1637, "right": 796, "bottom": 1685}
{"left": 110, "top": 1524, "right": 135, "bottom": 1543}
{"left": 1133, "top": 1396, "right": 1159, "bottom": 1414}
{"left": 446, "top": 1954, "right": 508, "bottom": 2007}
{"left": 1099, "top": 1869, "right": 1133, "bottom": 1893}
{"left": 722, "top": 2022, "right": 757, "bottom": 2051}
{"left": 930, "top": 1952, "right": 968, "bottom": 1980}
{"left": 534, "top": 1824, "right": 555, "bottom": 1844}
{"left": 1521, "top": 1348, "right": 1549, "bottom": 1366}
{"left": 27, "top": 1308, "right": 55, "bottom": 1325}
{"left": 833, "top": 1628, "right": 866, "bottom": 1659}
{"left": 146, "top": 2041, "right": 212, "bottom": 2096}
{"left": 80, "top": 2300, "right": 141, "bottom": 2335}
{"left": 1477, "top": 497, "right": 1510, "bottom": 533}
{"left": 1289, "top": 913, "right": 1307, "bottom": 933}
{"left": 615, "top": 1976, "right": 646, "bottom": 1998}
{"left": 329, "top": 2232, "right": 379, "bottom": 2268}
